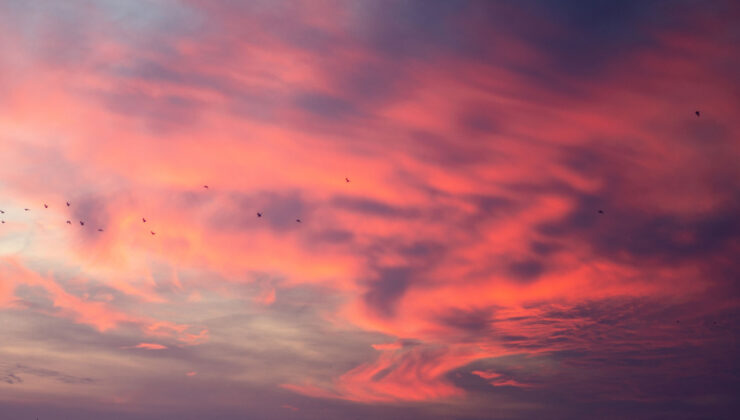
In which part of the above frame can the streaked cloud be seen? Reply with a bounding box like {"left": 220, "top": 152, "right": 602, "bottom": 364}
{"left": 0, "top": 1, "right": 738, "bottom": 419}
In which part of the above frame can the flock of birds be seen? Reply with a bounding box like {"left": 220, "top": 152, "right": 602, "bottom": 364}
{"left": 0, "top": 110, "right": 720, "bottom": 351}
{"left": 1, "top": 198, "right": 154, "bottom": 234}
{"left": 0, "top": 110, "right": 706, "bottom": 231}
{"left": 0, "top": 178, "right": 355, "bottom": 233}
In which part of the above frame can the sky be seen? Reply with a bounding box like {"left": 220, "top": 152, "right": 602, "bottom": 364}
{"left": 0, "top": 1, "right": 738, "bottom": 419}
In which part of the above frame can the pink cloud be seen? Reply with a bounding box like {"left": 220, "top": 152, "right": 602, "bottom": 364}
{"left": 128, "top": 343, "right": 168, "bottom": 350}
{"left": 0, "top": 1, "right": 737, "bottom": 417}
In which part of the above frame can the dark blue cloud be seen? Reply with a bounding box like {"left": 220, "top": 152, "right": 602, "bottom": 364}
{"left": 330, "top": 195, "right": 420, "bottom": 219}
{"left": 507, "top": 259, "right": 545, "bottom": 282}
{"left": 363, "top": 266, "right": 413, "bottom": 317}
{"left": 438, "top": 307, "right": 494, "bottom": 333}
{"left": 95, "top": 90, "right": 204, "bottom": 132}
{"left": 4, "top": 364, "right": 94, "bottom": 384}
{"left": 530, "top": 241, "right": 562, "bottom": 256}
{"left": 207, "top": 191, "right": 310, "bottom": 233}
{"left": 308, "top": 228, "right": 355, "bottom": 245}
{"left": 294, "top": 92, "right": 357, "bottom": 120}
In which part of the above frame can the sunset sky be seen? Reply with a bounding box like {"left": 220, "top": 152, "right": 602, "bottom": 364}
{"left": 1, "top": 1, "right": 739, "bottom": 419}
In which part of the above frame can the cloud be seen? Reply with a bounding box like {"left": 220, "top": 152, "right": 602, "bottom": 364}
{"left": 362, "top": 267, "right": 414, "bottom": 317}
{"left": 0, "top": 0, "right": 738, "bottom": 419}
{"left": 128, "top": 343, "right": 168, "bottom": 350}
{"left": 0, "top": 363, "right": 94, "bottom": 385}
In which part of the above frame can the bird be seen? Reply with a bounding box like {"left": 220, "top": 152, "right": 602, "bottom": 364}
{"left": 0, "top": 210, "right": 4, "bottom": 214}
{"left": 695, "top": 110, "right": 700, "bottom": 117}
{"left": 44, "top": 204, "right": 48, "bottom": 208}
{"left": 97, "top": 228, "right": 104, "bottom": 232}
{"left": 66, "top": 202, "right": 70, "bottom": 207}
{"left": 296, "top": 218, "right": 302, "bottom": 223}
{"left": 142, "top": 217, "right": 147, "bottom": 223}
{"left": 597, "top": 210, "right": 604, "bottom": 214}
{"left": 257, "top": 212, "right": 262, "bottom": 218}
{"left": 66, "top": 220, "right": 71, "bottom": 224}
{"left": 1, "top": 221, "right": 4, "bottom": 224}
{"left": 345, "top": 177, "right": 350, "bottom": 183}
{"left": 150, "top": 231, "right": 156, "bottom": 235}
{"left": 24, "top": 208, "right": 30, "bottom": 211}
{"left": 80, "top": 221, "right": 85, "bottom": 226}
{"left": 203, "top": 185, "right": 209, "bottom": 189}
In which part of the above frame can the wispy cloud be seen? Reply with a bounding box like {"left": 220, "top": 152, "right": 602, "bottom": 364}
{"left": 0, "top": 0, "right": 738, "bottom": 419}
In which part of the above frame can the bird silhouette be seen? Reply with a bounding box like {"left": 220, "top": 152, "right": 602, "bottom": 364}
{"left": 1, "top": 221, "right": 4, "bottom": 224}
{"left": 203, "top": 185, "right": 209, "bottom": 189}
{"left": 66, "top": 202, "right": 70, "bottom": 207}
{"left": 695, "top": 110, "right": 700, "bottom": 117}
{"left": 44, "top": 204, "right": 48, "bottom": 208}
{"left": 24, "top": 208, "right": 30, "bottom": 211}
{"left": 66, "top": 220, "right": 71, "bottom": 224}
{"left": 257, "top": 212, "right": 262, "bottom": 218}
{"left": 151, "top": 231, "right": 156, "bottom": 235}
{"left": 598, "top": 210, "right": 604, "bottom": 214}
{"left": 80, "top": 221, "right": 85, "bottom": 226}
{"left": 142, "top": 217, "right": 147, "bottom": 223}
{"left": 296, "top": 218, "right": 302, "bottom": 223}
{"left": 97, "top": 228, "right": 104, "bottom": 232}
{"left": 345, "top": 177, "right": 350, "bottom": 183}
{"left": 0, "top": 210, "right": 4, "bottom": 214}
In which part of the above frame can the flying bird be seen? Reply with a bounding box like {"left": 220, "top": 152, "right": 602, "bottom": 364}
{"left": 142, "top": 217, "right": 147, "bottom": 223}
{"left": 66, "top": 202, "right": 70, "bottom": 207}
{"left": 695, "top": 110, "right": 700, "bottom": 117}
{"left": 44, "top": 204, "right": 48, "bottom": 208}
{"left": 598, "top": 210, "right": 604, "bottom": 214}
{"left": 296, "top": 218, "right": 302, "bottom": 223}
{"left": 1, "top": 221, "right": 4, "bottom": 224}
{"left": 345, "top": 177, "right": 350, "bottom": 183}
{"left": 80, "top": 221, "right": 85, "bottom": 226}
{"left": 151, "top": 231, "right": 156, "bottom": 235}
{"left": 24, "top": 208, "right": 30, "bottom": 211}
{"left": 0, "top": 210, "right": 4, "bottom": 214}
{"left": 203, "top": 185, "right": 209, "bottom": 189}
{"left": 257, "top": 212, "right": 262, "bottom": 218}
{"left": 97, "top": 228, "right": 104, "bottom": 232}
{"left": 66, "top": 220, "right": 71, "bottom": 224}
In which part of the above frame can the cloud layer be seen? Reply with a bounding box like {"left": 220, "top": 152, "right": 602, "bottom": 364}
{"left": 1, "top": 1, "right": 738, "bottom": 419}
